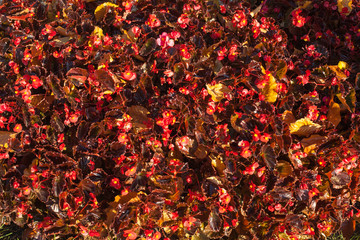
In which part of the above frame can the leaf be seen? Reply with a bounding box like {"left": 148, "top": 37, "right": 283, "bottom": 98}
{"left": 327, "top": 100, "right": 341, "bottom": 127}
{"left": 210, "top": 154, "right": 226, "bottom": 176}
{"left": 94, "top": 69, "right": 115, "bottom": 92}
{"left": 282, "top": 110, "right": 296, "bottom": 125}
{"left": 276, "top": 160, "right": 293, "bottom": 178}
{"left": 330, "top": 172, "right": 350, "bottom": 189}
{"left": 261, "top": 73, "right": 278, "bottom": 103}
{"left": 208, "top": 209, "right": 222, "bottom": 232}
{"left": 328, "top": 65, "right": 348, "bottom": 80}
{"left": 0, "top": 131, "right": 16, "bottom": 146}
{"left": 289, "top": 118, "right": 321, "bottom": 136}
{"left": 139, "top": 38, "right": 157, "bottom": 56}
{"left": 66, "top": 68, "right": 88, "bottom": 86}
{"left": 275, "top": 60, "right": 287, "bottom": 80}
{"left": 261, "top": 145, "right": 276, "bottom": 172}
{"left": 337, "top": 0, "right": 352, "bottom": 16}
{"left": 94, "top": 2, "right": 119, "bottom": 21}
{"left": 128, "top": 105, "right": 152, "bottom": 132}
{"left": 301, "top": 134, "right": 326, "bottom": 154}
{"left": 30, "top": 94, "right": 55, "bottom": 113}
{"left": 206, "top": 83, "right": 230, "bottom": 102}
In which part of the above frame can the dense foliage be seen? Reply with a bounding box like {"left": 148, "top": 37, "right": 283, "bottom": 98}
{"left": 0, "top": 0, "right": 359, "bottom": 239}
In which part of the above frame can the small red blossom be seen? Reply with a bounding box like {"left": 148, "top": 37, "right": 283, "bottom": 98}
{"left": 292, "top": 9, "right": 307, "bottom": 27}
{"left": 13, "top": 123, "right": 22, "bottom": 133}
{"left": 232, "top": 10, "right": 247, "bottom": 28}
{"left": 146, "top": 14, "right": 161, "bottom": 28}
{"left": 122, "top": 70, "right": 137, "bottom": 81}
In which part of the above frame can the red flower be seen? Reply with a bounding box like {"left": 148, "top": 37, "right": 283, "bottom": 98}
{"left": 122, "top": 70, "right": 137, "bottom": 81}
{"left": 177, "top": 14, "right": 190, "bottom": 28}
{"left": 232, "top": 10, "right": 247, "bottom": 28}
{"left": 110, "top": 177, "right": 121, "bottom": 189}
{"left": 124, "top": 229, "right": 138, "bottom": 240}
{"left": 292, "top": 9, "right": 306, "bottom": 27}
{"left": 146, "top": 14, "right": 161, "bottom": 28}
{"left": 13, "top": 123, "right": 22, "bottom": 133}
{"left": 31, "top": 76, "right": 43, "bottom": 89}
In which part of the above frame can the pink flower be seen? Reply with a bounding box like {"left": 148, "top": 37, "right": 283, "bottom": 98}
{"left": 156, "top": 32, "right": 174, "bottom": 48}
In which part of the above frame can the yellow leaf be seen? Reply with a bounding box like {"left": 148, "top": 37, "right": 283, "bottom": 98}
{"left": 206, "top": 83, "right": 230, "bottom": 102}
{"left": 327, "top": 100, "right": 341, "bottom": 127}
{"left": 337, "top": 0, "right": 352, "bottom": 16}
{"left": 210, "top": 154, "right": 225, "bottom": 176}
{"left": 338, "top": 61, "right": 348, "bottom": 70}
{"left": 94, "top": 2, "right": 118, "bottom": 21}
{"left": 328, "top": 65, "right": 348, "bottom": 80}
{"left": 90, "top": 26, "right": 104, "bottom": 40}
{"left": 289, "top": 118, "right": 322, "bottom": 136}
{"left": 261, "top": 73, "right": 278, "bottom": 103}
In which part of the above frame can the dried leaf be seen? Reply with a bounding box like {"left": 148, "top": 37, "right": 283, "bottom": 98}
{"left": 94, "top": 2, "right": 119, "bottom": 21}
{"left": 289, "top": 118, "right": 321, "bottom": 136}
{"left": 206, "top": 83, "right": 230, "bottom": 102}
{"left": 327, "top": 100, "right": 341, "bottom": 127}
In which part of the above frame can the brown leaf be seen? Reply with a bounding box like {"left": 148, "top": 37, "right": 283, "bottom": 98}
{"left": 276, "top": 160, "right": 293, "bottom": 178}
{"left": 327, "top": 100, "right": 341, "bottom": 127}
{"left": 0, "top": 131, "right": 16, "bottom": 146}
{"left": 301, "top": 135, "right": 326, "bottom": 154}
{"left": 330, "top": 172, "right": 350, "bottom": 189}
{"left": 30, "top": 94, "right": 55, "bottom": 113}
{"left": 282, "top": 110, "right": 296, "bottom": 125}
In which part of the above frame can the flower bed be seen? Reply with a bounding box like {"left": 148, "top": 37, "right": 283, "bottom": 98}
{"left": 0, "top": 0, "right": 359, "bottom": 239}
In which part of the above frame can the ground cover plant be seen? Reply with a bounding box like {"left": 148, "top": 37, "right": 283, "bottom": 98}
{"left": 0, "top": 0, "right": 359, "bottom": 239}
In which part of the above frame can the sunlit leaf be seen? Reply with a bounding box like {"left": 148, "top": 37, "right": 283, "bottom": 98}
{"left": 289, "top": 118, "right": 321, "bottom": 136}
{"left": 337, "top": 0, "right": 352, "bottom": 16}
{"left": 94, "top": 2, "right": 119, "bottom": 21}
{"left": 210, "top": 154, "right": 226, "bottom": 176}
{"left": 206, "top": 83, "right": 230, "bottom": 102}
{"left": 327, "top": 100, "right": 341, "bottom": 127}
{"left": 261, "top": 73, "right": 278, "bottom": 103}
